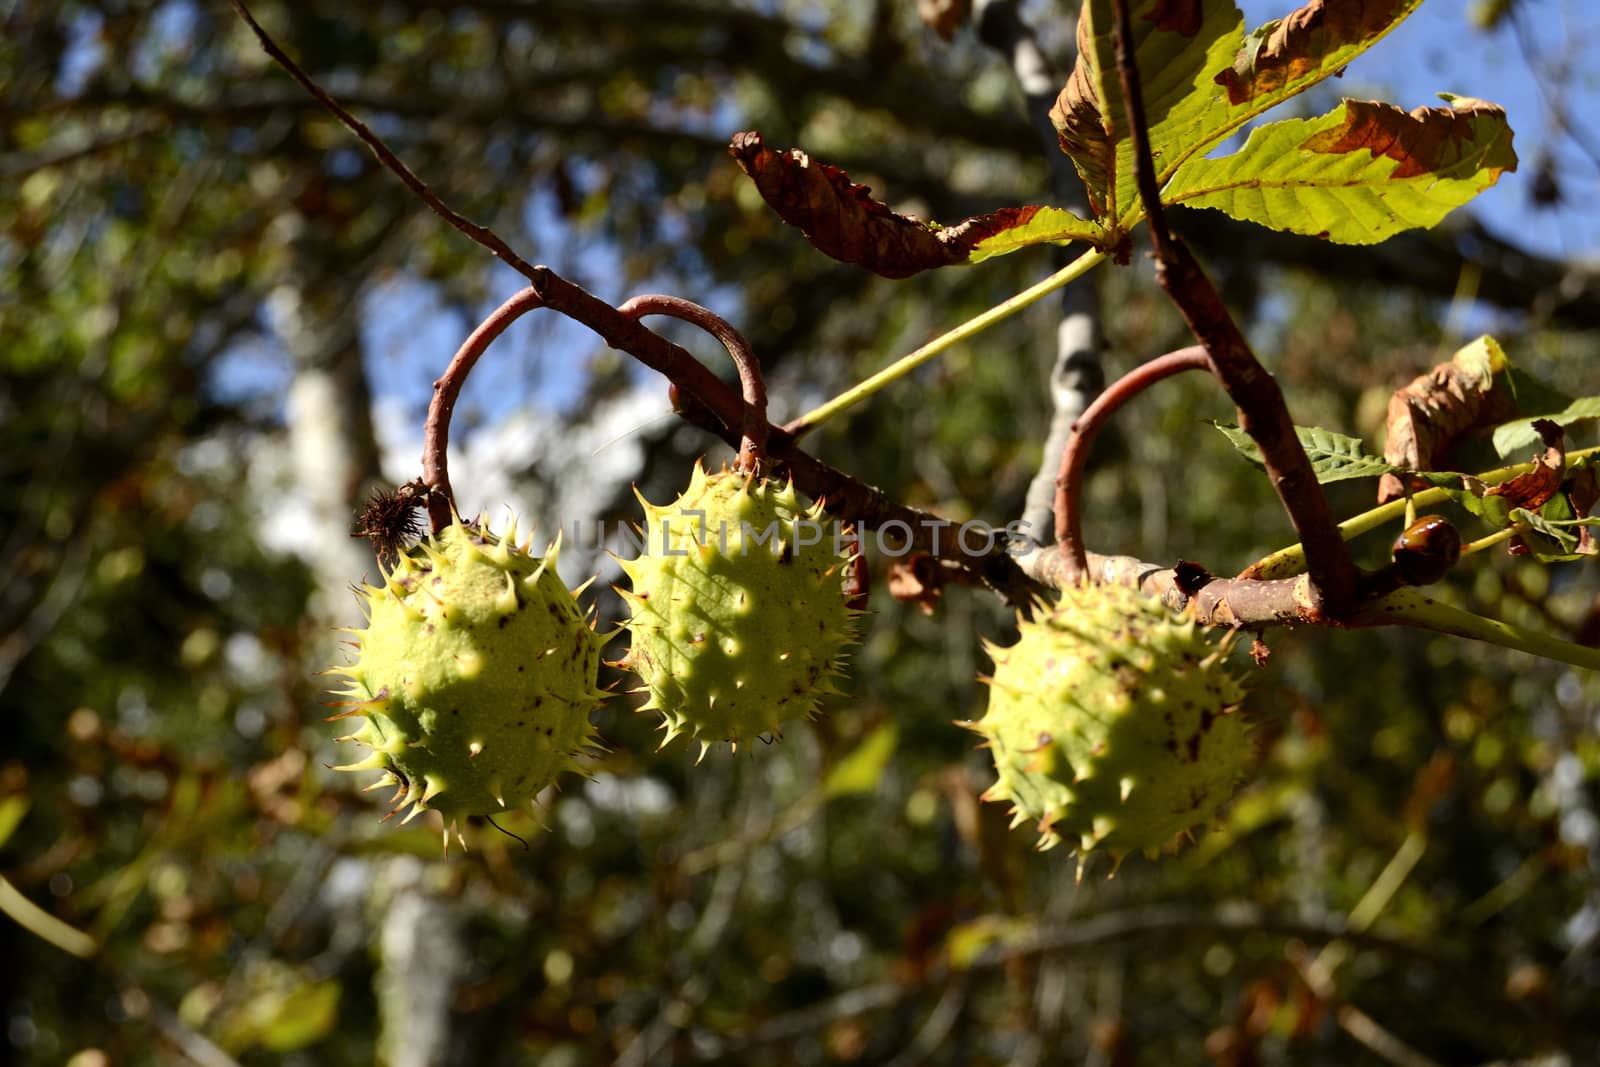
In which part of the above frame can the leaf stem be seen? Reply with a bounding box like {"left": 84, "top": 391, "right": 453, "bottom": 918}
{"left": 1244, "top": 445, "right": 1600, "bottom": 579}
{"left": 1108, "top": 0, "right": 1360, "bottom": 616}
{"left": 1461, "top": 526, "right": 1520, "bottom": 557}
{"left": 423, "top": 288, "right": 548, "bottom": 531}
{"left": 1374, "top": 590, "right": 1600, "bottom": 670}
{"left": 785, "top": 247, "right": 1106, "bottom": 437}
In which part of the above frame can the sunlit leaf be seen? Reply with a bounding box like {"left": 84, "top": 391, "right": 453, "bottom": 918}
{"left": 1211, "top": 421, "right": 1397, "bottom": 482}
{"left": 945, "top": 914, "right": 1034, "bottom": 969}
{"left": 0, "top": 797, "right": 27, "bottom": 851}
{"left": 1492, "top": 396, "right": 1600, "bottom": 457}
{"left": 1051, "top": 0, "right": 1424, "bottom": 233}
{"left": 1164, "top": 96, "right": 1516, "bottom": 244}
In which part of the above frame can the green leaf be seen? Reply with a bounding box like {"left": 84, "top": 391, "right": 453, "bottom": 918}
{"left": 1052, "top": 0, "right": 1425, "bottom": 234}
{"left": 1211, "top": 421, "right": 1397, "bottom": 482}
{"left": 823, "top": 724, "right": 898, "bottom": 798}
{"left": 1492, "top": 396, "right": 1600, "bottom": 457}
{"left": 1165, "top": 96, "right": 1517, "bottom": 244}
{"left": 1511, "top": 507, "right": 1578, "bottom": 554}
{"left": 964, "top": 206, "right": 1108, "bottom": 263}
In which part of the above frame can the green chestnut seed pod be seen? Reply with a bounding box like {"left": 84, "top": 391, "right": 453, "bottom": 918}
{"left": 325, "top": 515, "right": 607, "bottom": 844}
{"left": 966, "top": 581, "right": 1253, "bottom": 874}
{"left": 617, "top": 462, "right": 858, "bottom": 757}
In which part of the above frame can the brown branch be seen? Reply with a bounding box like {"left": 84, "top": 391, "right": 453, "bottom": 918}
{"left": 1109, "top": 0, "right": 1360, "bottom": 617}
{"left": 422, "top": 287, "right": 547, "bottom": 530}
{"left": 1054, "top": 346, "right": 1209, "bottom": 580}
{"left": 229, "top": 0, "right": 1046, "bottom": 606}
{"left": 228, "top": 0, "right": 541, "bottom": 283}
{"left": 618, "top": 295, "right": 768, "bottom": 471}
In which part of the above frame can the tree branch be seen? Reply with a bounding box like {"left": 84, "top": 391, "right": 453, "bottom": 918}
{"left": 618, "top": 295, "right": 767, "bottom": 472}
{"left": 1108, "top": 0, "right": 1360, "bottom": 616}
{"left": 1053, "top": 346, "right": 1210, "bottom": 580}
{"left": 228, "top": 0, "right": 540, "bottom": 281}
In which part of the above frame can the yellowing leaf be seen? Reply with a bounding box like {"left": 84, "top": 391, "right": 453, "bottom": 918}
{"left": 824, "top": 724, "right": 899, "bottom": 798}
{"left": 945, "top": 914, "right": 1034, "bottom": 970}
{"left": 0, "top": 796, "right": 28, "bottom": 850}
{"left": 1165, "top": 96, "right": 1516, "bottom": 244}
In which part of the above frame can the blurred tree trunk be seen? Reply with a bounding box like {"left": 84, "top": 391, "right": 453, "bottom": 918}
{"left": 272, "top": 208, "right": 467, "bottom": 1063}
{"left": 271, "top": 210, "right": 384, "bottom": 624}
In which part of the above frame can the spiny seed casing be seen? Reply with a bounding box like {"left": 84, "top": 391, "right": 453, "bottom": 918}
{"left": 618, "top": 462, "right": 857, "bottom": 754}
{"left": 968, "top": 581, "right": 1252, "bottom": 867}
{"left": 326, "top": 517, "right": 606, "bottom": 833}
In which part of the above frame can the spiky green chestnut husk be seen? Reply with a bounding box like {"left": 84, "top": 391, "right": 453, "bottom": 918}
{"left": 618, "top": 462, "right": 857, "bottom": 754}
{"left": 325, "top": 517, "right": 606, "bottom": 835}
{"left": 969, "top": 581, "right": 1251, "bottom": 867}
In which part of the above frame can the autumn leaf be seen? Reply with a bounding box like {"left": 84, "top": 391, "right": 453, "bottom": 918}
{"left": 1214, "top": 0, "right": 1419, "bottom": 106}
{"left": 1049, "top": 0, "right": 1423, "bottom": 234}
{"left": 1486, "top": 418, "right": 1565, "bottom": 512}
{"left": 728, "top": 132, "right": 1101, "bottom": 277}
{"left": 1166, "top": 96, "right": 1515, "bottom": 243}
{"left": 1378, "top": 336, "right": 1520, "bottom": 502}
{"left": 887, "top": 554, "right": 945, "bottom": 615}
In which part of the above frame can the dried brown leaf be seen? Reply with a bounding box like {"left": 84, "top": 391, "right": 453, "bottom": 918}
{"left": 729, "top": 131, "right": 1058, "bottom": 278}
{"left": 1048, "top": 14, "right": 1113, "bottom": 216}
{"left": 1378, "top": 338, "right": 1518, "bottom": 502}
{"left": 887, "top": 554, "right": 944, "bottom": 616}
{"left": 1487, "top": 418, "right": 1565, "bottom": 511}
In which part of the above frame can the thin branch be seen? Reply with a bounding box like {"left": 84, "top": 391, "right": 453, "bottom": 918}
{"left": 422, "top": 287, "right": 547, "bottom": 530}
{"left": 1053, "top": 346, "right": 1209, "bottom": 580}
{"left": 1509, "top": 6, "right": 1600, "bottom": 177}
{"left": 1288, "top": 943, "right": 1445, "bottom": 1067}
{"left": 224, "top": 0, "right": 1021, "bottom": 581}
{"left": 704, "top": 901, "right": 1470, "bottom": 1060}
{"left": 228, "top": 0, "right": 540, "bottom": 282}
{"left": 1108, "top": 0, "right": 1360, "bottom": 616}
{"left": 618, "top": 295, "right": 768, "bottom": 471}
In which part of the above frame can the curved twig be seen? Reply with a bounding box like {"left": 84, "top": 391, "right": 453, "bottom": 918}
{"left": 618, "top": 294, "right": 768, "bottom": 470}
{"left": 1054, "top": 346, "right": 1211, "bottom": 581}
{"left": 422, "top": 287, "right": 546, "bottom": 531}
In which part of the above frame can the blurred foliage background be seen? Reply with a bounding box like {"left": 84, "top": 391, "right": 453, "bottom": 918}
{"left": 4, "top": 0, "right": 1600, "bottom": 1064}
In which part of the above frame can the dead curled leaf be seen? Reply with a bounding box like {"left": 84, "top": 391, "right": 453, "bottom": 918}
{"left": 1378, "top": 340, "right": 1519, "bottom": 502}
{"left": 1048, "top": 14, "right": 1113, "bottom": 216}
{"left": 1487, "top": 418, "right": 1565, "bottom": 511}
{"left": 728, "top": 131, "right": 1046, "bottom": 278}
